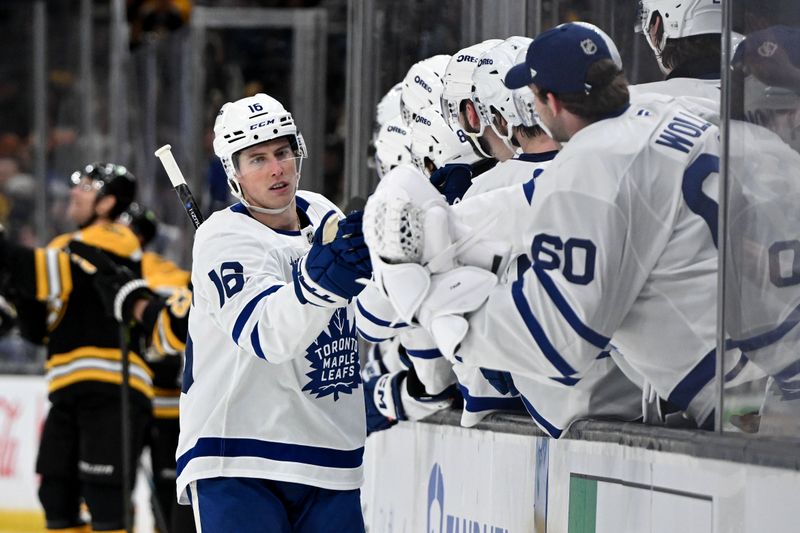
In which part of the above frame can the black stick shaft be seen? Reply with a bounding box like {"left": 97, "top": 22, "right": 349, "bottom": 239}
{"left": 174, "top": 183, "right": 204, "bottom": 229}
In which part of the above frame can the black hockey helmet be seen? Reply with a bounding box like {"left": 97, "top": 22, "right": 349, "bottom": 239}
{"left": 122, "top": 202, "right": 158, "bottom": 247}
{"left": 70, "top": 162, "right": 137, "bottom": 220}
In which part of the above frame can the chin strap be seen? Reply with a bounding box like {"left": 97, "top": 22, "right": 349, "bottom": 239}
{"left": 241, "top": 197, "right": 294, "bottom": 215}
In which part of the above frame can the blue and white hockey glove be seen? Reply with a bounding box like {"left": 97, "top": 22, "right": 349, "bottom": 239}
{"left": 293, "top": 210, "right": 372, "bottom": 307}
{"left": 429, "top": 163, "right": 473, "bottom": 205}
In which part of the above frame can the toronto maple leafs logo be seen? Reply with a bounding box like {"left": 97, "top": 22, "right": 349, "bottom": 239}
{"left": 302, "top": 307, "right": 361, "bottom": 401}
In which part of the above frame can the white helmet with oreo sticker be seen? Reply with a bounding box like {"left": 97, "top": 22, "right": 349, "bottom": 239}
{"left": 213, "top": 93, "right": 307, "bottom": 212}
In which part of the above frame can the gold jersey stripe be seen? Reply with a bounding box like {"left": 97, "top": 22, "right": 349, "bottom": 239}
{"left": 45, "top": 346, "right": 154, "bottom": 378}
{"left": 57, "top": 250, "right": 73, "bottom": 299}
{"left": 34, "top": 248, "right": 48, "bottom": 300}
{"left": 154, "top": 387, "right": 181, "bottom": 397}
{"left": 48, "top": 368, "right": 154, "bottom": 398}
{"left": 154, "top": 406, "right": 180, "bottom": 419}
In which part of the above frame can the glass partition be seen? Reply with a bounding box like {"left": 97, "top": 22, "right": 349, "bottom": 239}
{"left": 721, "top": 1, "right": 800, "bottom": 439}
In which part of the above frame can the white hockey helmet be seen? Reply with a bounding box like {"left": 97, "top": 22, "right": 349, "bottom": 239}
{"left": 213, "top": 93, "right": 307, "bottom": 214}
{"left": 636, "top": 0, "right": 721, "bottom": 53}
{"left": 374, "top": 115, "right": 412, "bottom": 179}
{"left": 509, "top": 48, "right": 540, "bottom": 129}
{"left": 473, "top": 36, "right": 533, "bottom": 150}
{"left": 400, "top": 55, "right": 451, "bottom": 127}
{"left": 375, "top": 82, "right": 404, "bottom": 133}
{"left": 440, "top": 39, "right": 504, "bottom": 137}
{"left": 409, "top": 105, "right": 478, "bottom": 177}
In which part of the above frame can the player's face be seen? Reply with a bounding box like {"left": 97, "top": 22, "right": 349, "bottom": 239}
{"left": 67, "top": 177, "right": 101, "bottom": 226}
{"left": 236, "top": 138, "right": 299, "bottom": 210}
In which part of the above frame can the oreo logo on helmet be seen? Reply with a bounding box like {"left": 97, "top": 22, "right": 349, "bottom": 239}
{"left": 456, "top": 54, "right": 478, "bottom": 63}
{"left": 387, "top": 125, "right": 408, "bottom": 135}
{"left": 478, "top": 58, "right": 494, "bottom": 67}
{"left": 414, "top": 75, "right": 434, "bottom": 93}
{"left": 415, "top": 115, "right": 432, "bottom": 127}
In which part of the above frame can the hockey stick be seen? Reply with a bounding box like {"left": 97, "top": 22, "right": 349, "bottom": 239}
{"left": 155, "top": 145, "right": 205, "bottom": 229}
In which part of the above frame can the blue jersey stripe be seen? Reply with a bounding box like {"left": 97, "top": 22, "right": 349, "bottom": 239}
{"left": 519, "top": 394, "right": 563, "bottom": 438}
{"left": 550, "top": 375, "right": 580, "bottom": 386}
{"left": 176, "top": 437, "right": 364, "bottom": 476}
{"left": 355, "top": 300, "right": 408, "bottom": 329}
{"left": 511, "top": 275, "right": 577, "bottom": 377}
{"left": 457, "top": 383, "right": 524, "bottom": 413}
{"left": 407, "top": 348, "right": 442, "bottom": 360}
{"left": 250, "top": 321, "right": 267, "bottom": 360}
{"left": 232, "top": 286, "right": 282, "bottom": 344}
{"left": 532, "top": 265, "right": 610, "bottom": 349}
{"left": 728, "top": 302, "right": 800, "bottom": 352}
{"left": 667, "top": 347, "right": 715, "bottom": 410}
{"left": 357, "top": 329, "right": 387, "bottom": 344}
{"left": 522, "top": 179, "right": 536, "bottom": 205}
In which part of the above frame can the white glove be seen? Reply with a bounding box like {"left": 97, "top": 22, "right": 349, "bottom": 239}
{"left": 416, "top": 266, "right": 498, "bottom": 361}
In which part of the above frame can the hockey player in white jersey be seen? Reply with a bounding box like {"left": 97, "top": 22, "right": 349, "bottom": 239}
{"left": 632, "top": 0, "right": 723, "bottom": 100}
{"left": 177, "top": 93, "right": 371, "bottom": 532}
{"left": 364, "top": 23, "right": 739, "bottom": 429}
{"left": 430, "top": 39, "right": 505, "bottom": 203}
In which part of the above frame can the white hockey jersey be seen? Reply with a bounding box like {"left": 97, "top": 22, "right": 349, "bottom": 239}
{"left": 454, "top": 93, "right": 736, "bottom": 424}
{"left": 176, "top": 191, "right": 366, "bottom": 504}
{"left": 463, "top": 150, "right": 559, "bottom": 200}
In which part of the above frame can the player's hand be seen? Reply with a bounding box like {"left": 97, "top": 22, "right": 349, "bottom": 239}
{"left": 429, "top": 163, "right": 473, "bottom": 205}
{"left": 293, "top": 210, "right": 372, "bottom": 307}
{"left": 67, "top": 241, "right": 155, "bottom": 324}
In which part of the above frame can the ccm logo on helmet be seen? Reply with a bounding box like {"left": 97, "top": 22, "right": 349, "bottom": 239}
{"left": 414, "top": 115, "right": 432, "bottom": 126}
{"left": 414, "top": 75, "right": 433, "bottom": 93}
{"left": 387, "top": 125, "right": 408, "bottom": 135}
{"left": 456, "top": 54, "right": 478, "bottom": 63}
{"left": 478, "top": 58, "right": 493, "bottom": 67}
{"left": 249, "top": 119, "right": 276, "bottom": 130}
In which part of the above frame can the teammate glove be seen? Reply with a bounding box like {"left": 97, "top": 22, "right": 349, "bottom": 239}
{"left": 429, "top": 163, "right": 473, "bottom": 205}
{"left": 293, "top": 210, "right": 372, "bottom": 307}
{"left": 67, "top": 241, "right": 156, "bottom": 324}
{"left": 367, "top": 367, "right": 455, "bottom": 434}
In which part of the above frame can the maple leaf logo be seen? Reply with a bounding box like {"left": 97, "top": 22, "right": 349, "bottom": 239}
{"left": 301, "top": 308, "right": 361, "bottom": 401}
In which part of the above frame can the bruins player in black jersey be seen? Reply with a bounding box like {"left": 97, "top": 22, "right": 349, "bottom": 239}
{"left": 121, "top": 204, "right": 195, "bottom": 533}
{"left": 0, "top": 163, "right": 150, "bottom": 532}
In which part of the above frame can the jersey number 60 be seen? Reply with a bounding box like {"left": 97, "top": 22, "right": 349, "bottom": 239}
{"left": 531, "top": 234, "right": 596, "bottom": 285}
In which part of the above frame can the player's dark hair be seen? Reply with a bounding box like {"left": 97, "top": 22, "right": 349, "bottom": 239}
{"left": 661, "top": 34, "right": 720, "bottom": 72}
{"left": 535, "top": 60, "right": 629, "bottom": 122}
{"left": 515, "top": 124, "right": 546, "bottom": 141}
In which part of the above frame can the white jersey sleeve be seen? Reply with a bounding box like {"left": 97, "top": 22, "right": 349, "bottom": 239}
{"left": 191, "top": 199, "right": 339, "bottom": 364}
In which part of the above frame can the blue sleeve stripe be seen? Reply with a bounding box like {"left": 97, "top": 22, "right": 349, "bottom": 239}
{"left": 176, "top": 437, "right": 364, "bottom": 476}
{"left": 357, "top": 329, "right": 387, "bottom": 344}
{"left": 457, "top": 383, "right": 524, "bottom": 412}
{"left": 724, "top": 352, "right": 748, "bottom": 382}
{"left": 511, "top": 276, "right": 577, "bottom": 377}
{"left": 250, "top": 321, "right": 267, "bottom": 360}
{"left": 596, "top": 350, "right": 611, "bottom": 359}
{"left": 727, "top": 302, "right": 800, "bottom": 352}
{"left": 532, "top": 265, "right": 610, "bottom": 349}
{"left": 522, "top": 179, "right": 536, "bottom": 205}
{"left": 519, "top": 395, "right": 563, "bottom": 438}
{"left": 232, "top": 286, "right": 282, "bottom": 344}
{"left": 550, "top": 375, "right": 580, "bottom": 386}
{"left": 667, "top": 347, "right": 715, "bottom": 410}
{"left": 355, "top": 300, "right": 408, "bottom": 329}
{"left": 407, "top": 348, "right": 442, "bottom": 359}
